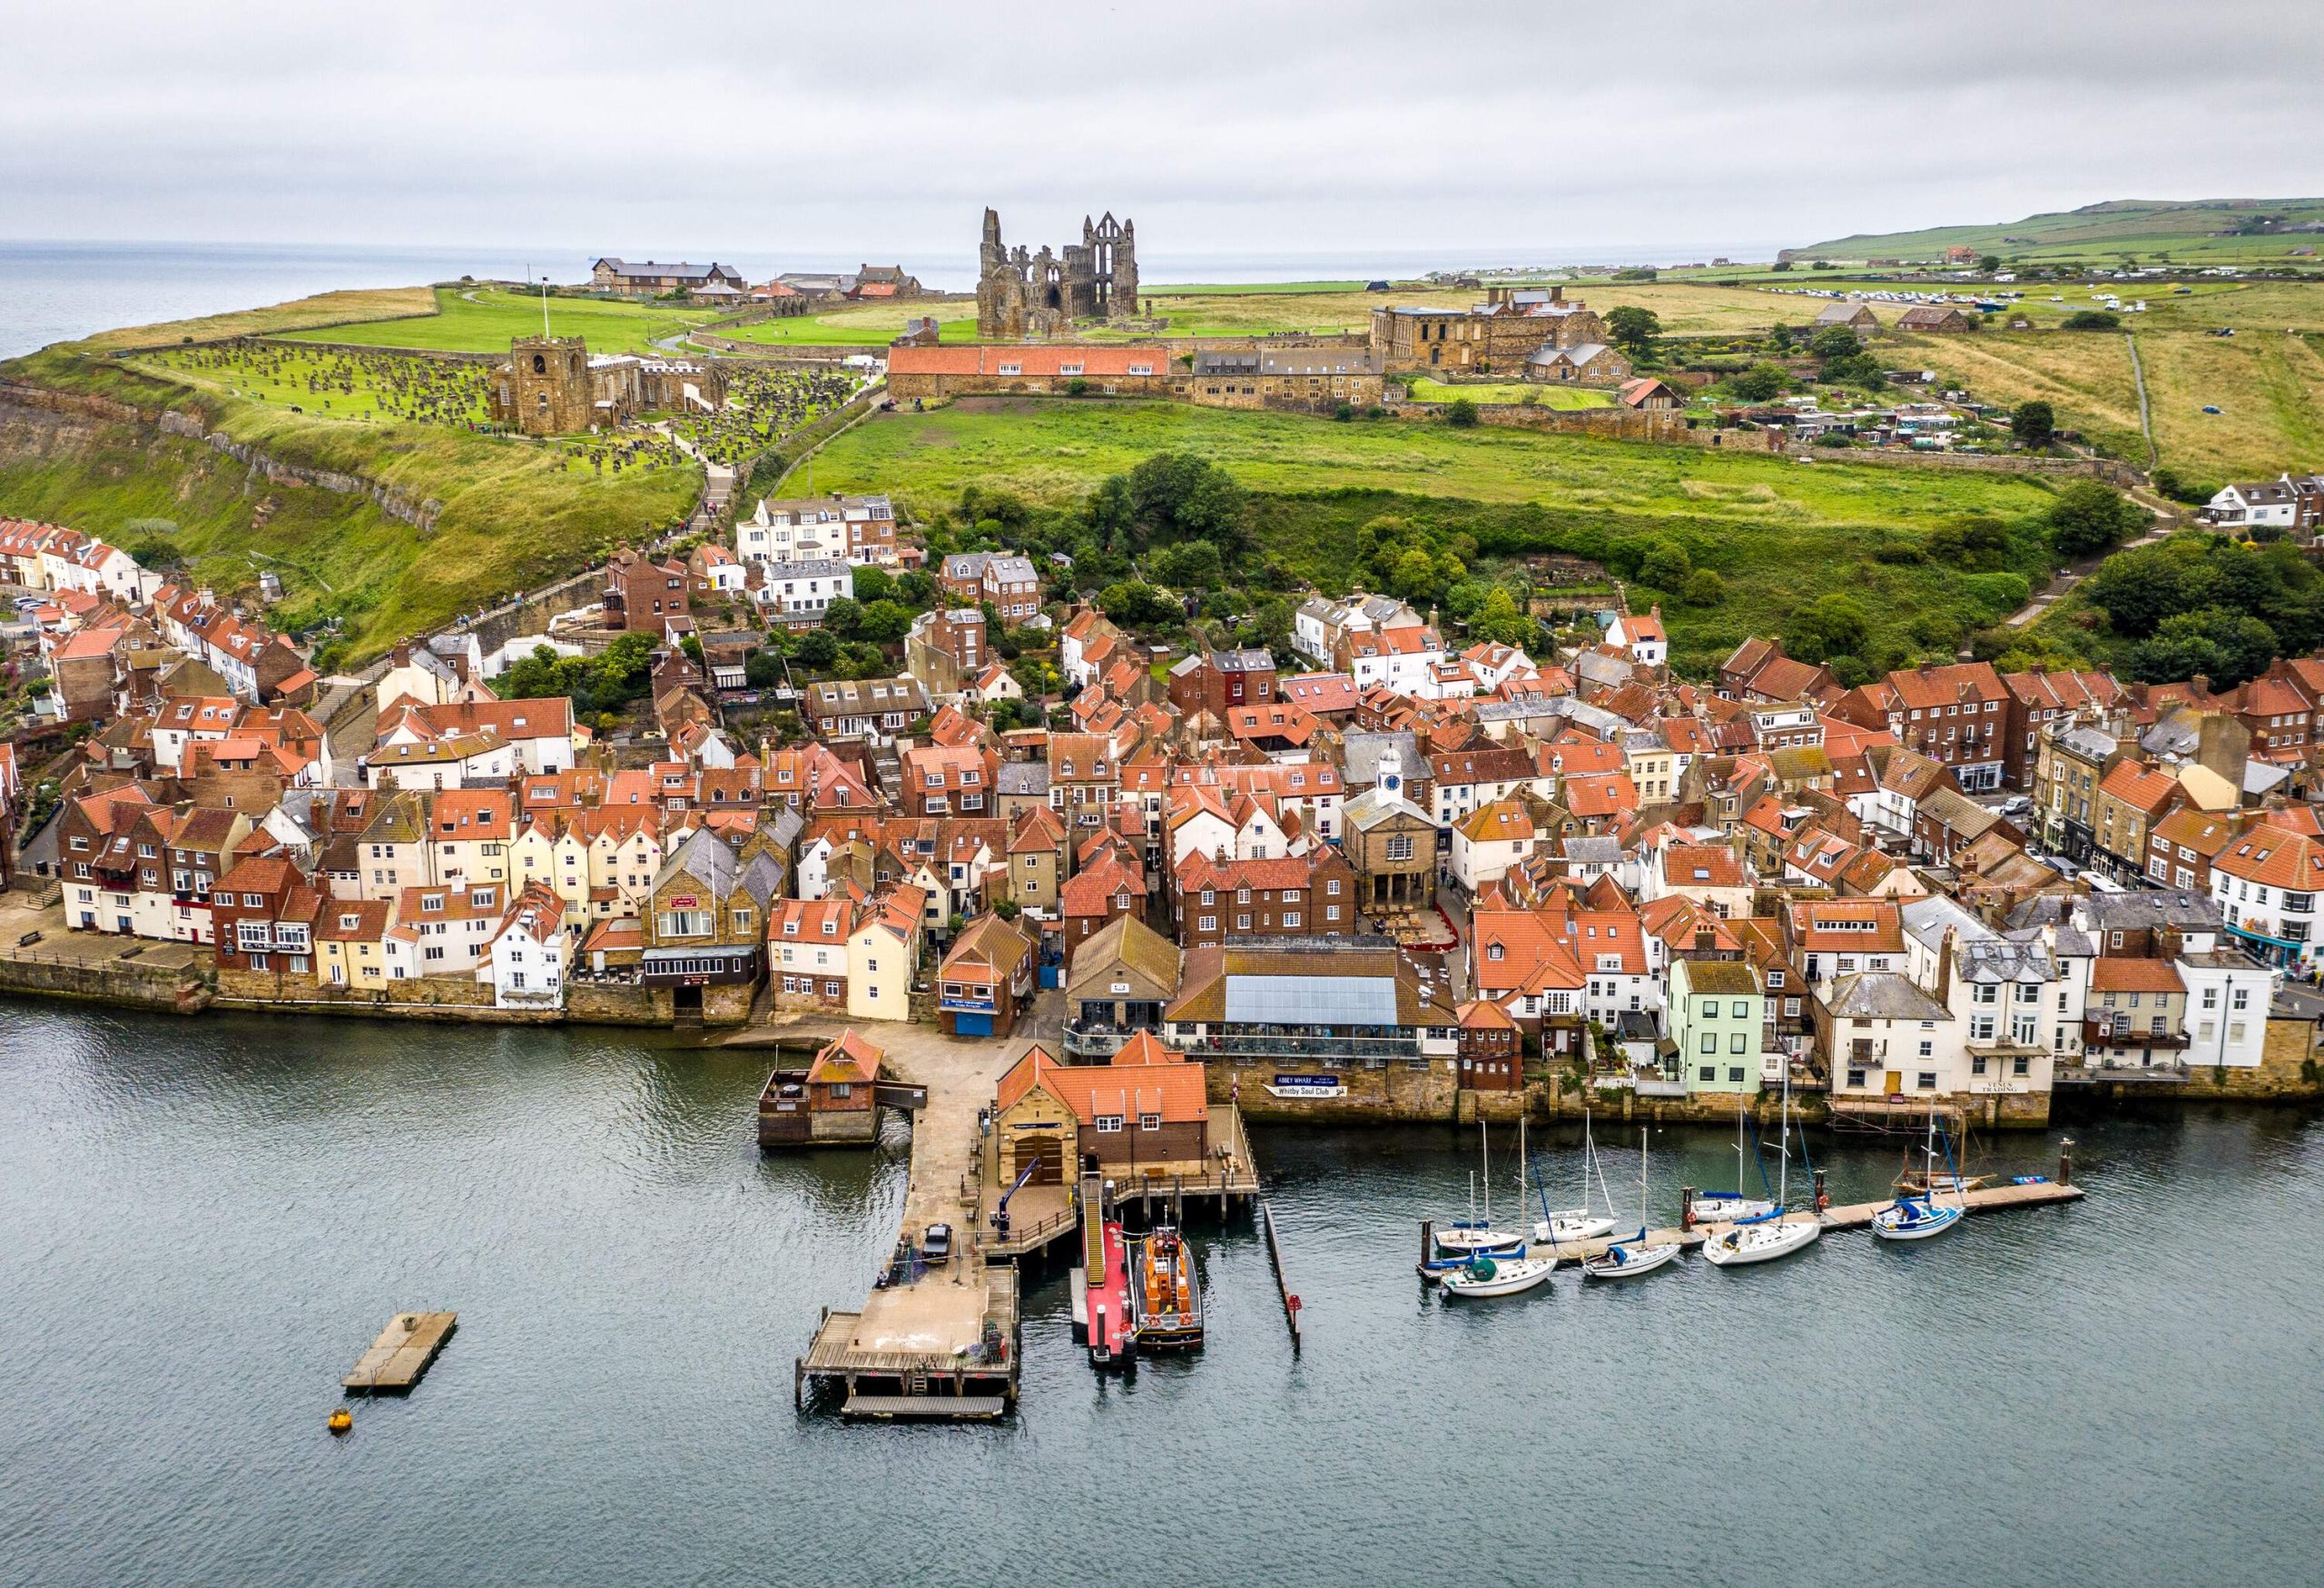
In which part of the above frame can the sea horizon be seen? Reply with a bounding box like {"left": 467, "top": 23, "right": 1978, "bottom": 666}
{"left": 0, "top": 236, "right": 1788, "bottom": 360}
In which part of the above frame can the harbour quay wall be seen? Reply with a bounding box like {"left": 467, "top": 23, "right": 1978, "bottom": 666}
{"left": 0, "top": 952, "right": 205, "bottom": 1013}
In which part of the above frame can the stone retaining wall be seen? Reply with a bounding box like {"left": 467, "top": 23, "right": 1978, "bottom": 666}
{"left": 0, "top": 953, "right": 205, "bottom": 1012}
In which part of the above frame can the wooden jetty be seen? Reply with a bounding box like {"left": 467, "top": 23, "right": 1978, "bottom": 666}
{"left": 1497, "top": 1175, "right": 2085, "bottom": 1267}
{"left": 343, "top": 1311, "right": 457, "bottom": 1394}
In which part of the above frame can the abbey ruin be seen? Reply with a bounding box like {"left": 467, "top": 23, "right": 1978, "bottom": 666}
{"left": 975, "top": 209, "right": 1141, "bottom": 339}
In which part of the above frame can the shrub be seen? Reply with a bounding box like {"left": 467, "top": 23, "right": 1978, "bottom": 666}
{"left": 1872, "top": 538, "right": 1926, "bottom": 565}
{"left": 1681, "top": 568, "right": 1726, "bottom": 607}
{"left": 1446, "top": 398, "right": 1480, "bottom": 428}
{"left": 1334, "top": 401, "right": 1354, "bottom": 421}
{"left": 2063, "top": 310, "right": 2121, "bottom": 330}
{"left": 1065, "top": 378, "right": 1089, "bottom": 397}
{"left": 2049, "top": 480, "right": 2143, "bottom": 557}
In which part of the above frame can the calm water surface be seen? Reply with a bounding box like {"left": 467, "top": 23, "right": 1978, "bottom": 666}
{"left": 4, "top": 1001, "right": 2319, "bottom": 1586}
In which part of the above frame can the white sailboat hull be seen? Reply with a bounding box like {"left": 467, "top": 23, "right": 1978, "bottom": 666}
{"left": 1434, "top": 1225, "right": 1526, "bottom": 1256}
{"left": 1700, "top": 1217, "right": 1821, "bottom": 1267}
{"left": 1581, "top": 1241, "right": 1681, "bottom": 1280}
{"left": 1440, "top": 1256, "right": 1556, "bottom": 1297}
{"left": 1534, "top": 1212, "right": 1616, "bottom": 1245}
{"left": 1689, "top": 1194, "right": 1775, "bottom": 1225}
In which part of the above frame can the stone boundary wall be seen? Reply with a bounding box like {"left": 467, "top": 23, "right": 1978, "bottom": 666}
{"left": 251, "top": 337, "right": 501, "bottom": 364}
{"left": 0, "top": 953, "right": 205, "bottom": 1012}
{"left": 1783, "top": 445, "right": 2143, "bottom": 487}
{"left": 1380, "top": 399, "right": 1773, "bottom": 449}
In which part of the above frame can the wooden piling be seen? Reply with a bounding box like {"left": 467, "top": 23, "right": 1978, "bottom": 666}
{"left": 1263, "top": 1198, "right": 1302, "bottom": 1352}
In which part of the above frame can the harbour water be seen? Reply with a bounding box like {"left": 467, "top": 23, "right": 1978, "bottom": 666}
{"left": 5, "top": 1000, "right": 2319, "bottom": 1586}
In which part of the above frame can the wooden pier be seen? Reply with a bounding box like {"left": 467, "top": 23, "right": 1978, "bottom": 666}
{"left": 1504, "top": 1176, "right": 2085, "bottom": 1267}
{"left": 1260, "top": 1198, "right": 1302, "bottom": 1351}
{"left": 342, "top": 1311, "right": 458, "bottom": 1394}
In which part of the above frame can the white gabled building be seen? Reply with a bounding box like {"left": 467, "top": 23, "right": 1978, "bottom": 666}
{"left": 755, "top": 557, "right": 853, "bottom": 626}
{"left": 477, "top": 883, "right": 566, "bottom": 1009}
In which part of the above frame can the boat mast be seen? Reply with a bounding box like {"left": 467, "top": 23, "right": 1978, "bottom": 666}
{"left": 1777, "top": 1063, "right": 1791, "bottom": 1213}
{"left": 1481, "top": 1116, "right": 1492, "bottom": 1229}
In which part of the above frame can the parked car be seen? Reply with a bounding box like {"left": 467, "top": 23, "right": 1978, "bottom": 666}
{"left": 922, "top": 1223, "right": 952, "bottom": 1264}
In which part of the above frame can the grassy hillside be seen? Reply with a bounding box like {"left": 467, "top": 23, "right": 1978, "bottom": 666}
{"left": 276, "top": 285, "right": 716, "bottom": 355}
{"left": 1789, "top": 198, "right": 2324, "bottom": 266}
{"left": 807, "top": 398, "right": 2063, "bottom": 674}
{"left": 0, "top": 344, "right": 698, "bottom": 662}
{"left": 77, "top": 287, "right": 439, "bottom": 352}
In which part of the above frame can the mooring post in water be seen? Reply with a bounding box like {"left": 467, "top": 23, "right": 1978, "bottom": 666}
{"left": 1812, "top": 1167, "right": 1828, "bottom": 1216}
{"left": 1679, "top": 1187, "right": 1695, "bottom": 1230}
{"left": 1421, "top": 1219, "right": 1433, "bottom": 1264}
{"left": 2059, "top": 1138, "right": 2073, "bottom": 1187}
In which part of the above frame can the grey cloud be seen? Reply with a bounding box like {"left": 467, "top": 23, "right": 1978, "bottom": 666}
{"left": 1, "top": 1, "right": 2317, "bottom": 263}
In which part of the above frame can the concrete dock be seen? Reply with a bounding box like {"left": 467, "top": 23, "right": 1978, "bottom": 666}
{"left": 791, "top": 1016, "right": 1037, "bottom": 1420}
{"left": 343, "top": 1311, "right": 458, "bottom": 1393}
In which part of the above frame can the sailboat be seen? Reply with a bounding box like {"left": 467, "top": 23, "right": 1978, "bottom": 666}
{"left": 1435, "top": 1117, "right": 1526, "bottom": 1257}
{"left": 1873, "top": 1112, "right": 1968, "bottom": 1242}
{"left": 1582, "top": 1128, "right": 1681, "bottom": 1280}
{"left": 1534, "top": 1108, "right": 1618, "bottom": 1245}
{"left": 1442, "top": 1114, "right": 1556, "bottom": 1297}
{"left": 1689, "top": 1095, "right": 1777, "bottom": 1226}
{"left": 1700, "top": 1065, "right": 1820, "bottom": 1268}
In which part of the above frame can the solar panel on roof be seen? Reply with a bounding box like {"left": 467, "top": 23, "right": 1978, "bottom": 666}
{"left": 1224, "top": 974, "right": 1397, "bottom": 1027}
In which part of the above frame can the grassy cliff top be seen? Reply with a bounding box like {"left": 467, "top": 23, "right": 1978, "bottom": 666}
{"left": 1789, "top": 197, "right": 2324, "bottom": 264}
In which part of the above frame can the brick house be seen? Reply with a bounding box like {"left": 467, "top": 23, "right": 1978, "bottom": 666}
{"left": 210, "top": 854, "right": 324, "bottom": 977}
{"left": 1455, "top": 998, "right": 1522, "bottom": 1090}
{"left": 993, "top": 1038, "right": 1210, "bottom": 1186}
{"left": 2001, "top": 666, "right": 2126, "bottom": 790}
{"left": 1172, "top": 849, "right": 1357, "bottom": 948}
{"left": 1060, "top": 843, "right": 1147, "bottom": 955}
{"left": 766, "top": 897, "right": 853, "bottom": 1012}
{"left": 604, "top": 548, "right": 690, "bottom": 632}
{"left": 1835, "top": 661, "right": 2011, "bottom": 793}
{"left": 901, "top": 743, "right": 997, "bottom": 818}
{"left": 1166, "top": 648, "right": 1278, "bottom": 721}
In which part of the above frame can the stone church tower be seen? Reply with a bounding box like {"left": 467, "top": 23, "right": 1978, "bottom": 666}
{"left": 499, "top": 336, "right": 595, "bottom": 436}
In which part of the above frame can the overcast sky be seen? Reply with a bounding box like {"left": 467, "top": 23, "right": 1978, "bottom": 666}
{"left": 5, "top": 1, "right": 2319, "bottom": 273}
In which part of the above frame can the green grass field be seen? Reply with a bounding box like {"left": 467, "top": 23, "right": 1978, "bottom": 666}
{"left": 715, "top": 305, "right": 980, "bottom": 346}
{"left": 1403, "top": 378, "right": 1616, "bottom": 408}
{"left": 275, "top": 286, "right": 716, "bottom": 356}
{"left": 807, "top": 397, "right": 2063, "bottom": 673}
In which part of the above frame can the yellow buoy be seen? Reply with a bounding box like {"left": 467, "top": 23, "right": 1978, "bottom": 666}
{"left": 328, "top": 1407, "right": 352, "bottom": 1435}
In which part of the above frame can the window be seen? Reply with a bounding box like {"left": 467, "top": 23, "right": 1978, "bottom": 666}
{"left": 1846, "top": 1069, "right": 1866, "bottom": 1089}
{"left": 2013, "top": 1056, "right": 2031, "bottom": 1077}
{"left": 1138, "top": 1112, "right": 1161, "bottom": 1131}
{"left": 1728, "top": 1068, "right": 1746, "bottom": 1084}
{"left": 1729, "top": 1033, "right": 1748, "bottom": 1054}
{"left": 1699, "top": 1066, "right": 1717, "bottom": 1082}
{"left": 1916, "top": 1072, "right": 1937, "bottom": 1090}
{"left": 1972, "top": 1055, "right": 1988, "bottom": 1076}
{"left": 1094, "top": 1114, "right": 1123, "bottom": 1133}
{"left": 1700, "top": 1033, "right": 1718, "bottom": 1053}
{"left": 1730, "top": 1001, "right": 1749, "bottom": 1019}
{"left": 1197, "top": 916, "right": 1216, "bottom": 932}
{"left": 1384, "top": 835, "right": 1414, "bottom": 862}
{"left": 1283, "top": 912, "right": 1301, "bottom": 928}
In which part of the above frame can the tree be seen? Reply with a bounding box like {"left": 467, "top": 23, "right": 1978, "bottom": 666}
{"left": 1808, "top": 325, "right": 1863, "bottom": 361}
{"left": 1472, "top": 587, "right": 1531, "bottom": 646}
{"left": 794, "top": 628, "right": 840, "bottom": 671}
{"left": 854, "top": 599, "right": 914, "bottom": 644}
{"left": 1925, "top": 515, "right": 2015, "bottom": 573}
{"left": 1389, "top": 547, "right": 1443, "bottom": 605}
{"left": 1097, "top": 579, "right": 1175, "bottom": 628}
{"left": 1978, "top": 253, "right": 2002, "bottom": 273}
{"left": 850, "top": 565, "right": 895, "bottom": 606}
{"left": 1606, "top": 306, "right": 1662, "bottom": 358}
{"left": 1149, "top": 538, "right": 1225, "bottom": 590}
{"left": 1446, "top": 398, "right": 1480, "bottom": 428}
{"left": 2126, "top": 607, "right": 2280, "bottom": 688}
{"left": 1638, "top": 539, "right": 1693, "bottom": 590}
{"left": 1728, "top": 363, "right": 1788, "bottom": 402}
{"left": 2049, "top": 481, "right": 2142, "bottom": 558}
{"left": 1783, "top": 593, "right": 1872, "bottom": 666}
{"left": 680, "top": 634, "right": 705, "bottom": 667}
{"left": 2063, "top": 310, "right": 2120, "bottom": 330}
{"left": 2011, "top": 400, "right": 2056, "bottom": 451}
{"left": 1126, "top": 452, "right": 1247, "bottom": 547}
{"left": 822, "top": 596, "right": 864, "bottom": 638}
{"left": 743, "top": 649, "right": 782, "bottom": 689}
{"left": 1682, "top": 568, "right": 1727, "bottom": 607}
